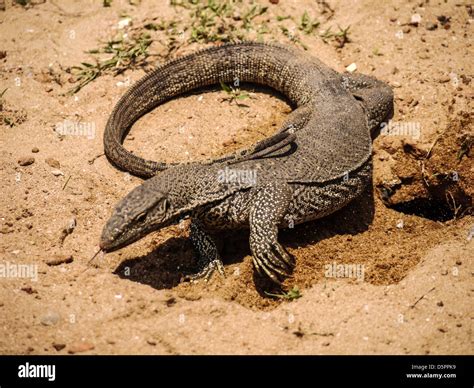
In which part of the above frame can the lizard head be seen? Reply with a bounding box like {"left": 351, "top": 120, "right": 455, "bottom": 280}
{"left": 343, "top": 73, "right": 394, "bottom": 134}
{"left": 99, "top": 163, "right": 242, "bottom": 253}
{"left": 99, "top": 177, "right": 176, "bottom": 252}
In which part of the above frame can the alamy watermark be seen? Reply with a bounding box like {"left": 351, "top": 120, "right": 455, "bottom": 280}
{"left": 324, "top": 261, "right": 365, "bottom": 281}
{"left": 18, "top": 362, "right": 55, "bottom": 382}
{"left": 0, "top": 261, "right": 38, "bottom": 282}
{"left": 55, "top": 120, "right": 96, "bottom": 139}
{"left": 380, "top": 121, "right": 421, "bottom": 140}
{"left": 217, "top": 166, "right": 257, "bottom": 186}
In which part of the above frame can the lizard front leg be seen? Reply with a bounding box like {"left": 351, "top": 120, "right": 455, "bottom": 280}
{"left": 183, "top": 219, "right": 225, "bottom": 282}
{"left": 249, "top": 183, "right": 295, "bottom": 284}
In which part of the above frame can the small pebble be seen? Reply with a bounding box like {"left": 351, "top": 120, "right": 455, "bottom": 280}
{"left": 345, "top": 63, "right": 357, "bottom": 73}
{"left": 51, "top": 169, "right": 64, "bottom": 176}
{"left": 68, "top": 341, "right": 95, "bottom": 354}
{"left": 21, "top": 286, "right": 37, "bottom": 294}
{"left": 18, "top": 157, "right": 35, "bottom": 166}
{"left": 438, "top": 75, "right": 451, "bottom": 83}
{"left": 117, "top": 18, "right": 131, "bottom": 29}
{"left": 402, "top": 26, "right": 411, "bottom": 34}
{"left": 437, "top": 301, "right": 444, "bottom": 307}
{"left": 410, "top": 13, "right": 422, "bottom": 26}
{"left": 437, "top": 15, "right": 450, "bottom": 25}
{"left": 65, "top": 217, "right": 76, "bottom": 233}
{"left": 31, "top": 147, "right": 39, "bottom": 153}
{"left": 0, "top": 226, "right": 11, "bottom": 234}
{"left": 52, "top": 343, "right": 66, "bottom": 351}
{"left": 40, "top": 312, "right": 60, "bottom": 326}
{"left": 426, "top": 22, "right": 438, "bottom": 31}
{"left": 45, "top": 158, "right": 60, "bottom": 169}
{"left": 46, "top": 255, "right": 73, "bottom": 266}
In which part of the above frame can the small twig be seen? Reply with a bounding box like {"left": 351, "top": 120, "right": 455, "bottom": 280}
{"left": 62, "top": 175, "right": 71, "bottom": 190}
{"left": 88, "top": 153, "right": 105, "bottom": 165}
{"left": 420, "top": 160, "right": 430, "bottom": 187}
{"left": 310, "top": 332, "right": 334, "bottom": 337}
{"left": 410, "top": 286, "right": 436, "bottom": 309}
{"left": 425, "top": 131, "right": 446, "bottom": 159}
{"left": 446, "top": 192, "right": 462, "bottom": 220}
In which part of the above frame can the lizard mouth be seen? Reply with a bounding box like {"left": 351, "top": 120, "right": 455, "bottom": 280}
{"left": 99, "top": 229, "right": 145, "bottom": 252}
{"left": 99, "top": 216, "right": 177, "bottom": 253}
{"left": 99, "top": 218, "right": 156, "bottom": 252}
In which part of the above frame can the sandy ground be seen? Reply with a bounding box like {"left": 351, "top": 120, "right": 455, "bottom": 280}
{"left": 0, "top": 0, "right": 472, "bottom": 354}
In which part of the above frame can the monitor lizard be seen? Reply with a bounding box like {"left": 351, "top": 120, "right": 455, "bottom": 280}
{"left": 100, "top": 42, "right": 393, "bottom": 285}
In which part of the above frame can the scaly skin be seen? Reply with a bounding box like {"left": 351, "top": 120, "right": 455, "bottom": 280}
{"left": 100, "top": 42, "right": 393, "bottom": 285}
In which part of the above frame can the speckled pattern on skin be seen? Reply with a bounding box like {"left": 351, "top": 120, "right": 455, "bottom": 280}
{"left": 100, "top": 42, "right": 393, "bottom": 285}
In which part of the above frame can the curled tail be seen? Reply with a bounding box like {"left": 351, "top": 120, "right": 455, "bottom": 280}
{"left": 104, "top": 42, "right": 313, "bottom": 178}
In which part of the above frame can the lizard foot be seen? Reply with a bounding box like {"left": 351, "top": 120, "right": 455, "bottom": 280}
{"left": 182, "top": 259, "right": 226, "bottom": 283}
{"left": 252, "top": 240, "right": 294, "bottom": 285}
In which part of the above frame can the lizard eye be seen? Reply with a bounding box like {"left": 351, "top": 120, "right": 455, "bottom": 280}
{"left": 136, "top": 212, "right": 147, "bottom": 223}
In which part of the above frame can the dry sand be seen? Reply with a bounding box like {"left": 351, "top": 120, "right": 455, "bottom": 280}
{"left": 0, "top": 0, "right": 472, "bottom": 354}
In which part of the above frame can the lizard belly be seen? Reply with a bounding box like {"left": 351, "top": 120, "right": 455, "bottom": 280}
{"left": 283, "top": 161, "right": 372, "bottom": 227}
{"left": 195, "top": 161, "right": 371, "bottom": 231}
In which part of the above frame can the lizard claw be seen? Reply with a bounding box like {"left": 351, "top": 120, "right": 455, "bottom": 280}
{"left": 182, "top": 259, "right": 226, "bottom": 283}
{"left": 251, "top": 241, "right": 294, "bottom": 285}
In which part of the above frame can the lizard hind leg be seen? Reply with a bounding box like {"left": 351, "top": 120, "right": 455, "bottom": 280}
{"left": 249, "top": 183, "right": 295, "bottom": 285}
{"left": 223, "top": 104, "right": 313, "bottom": 165}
